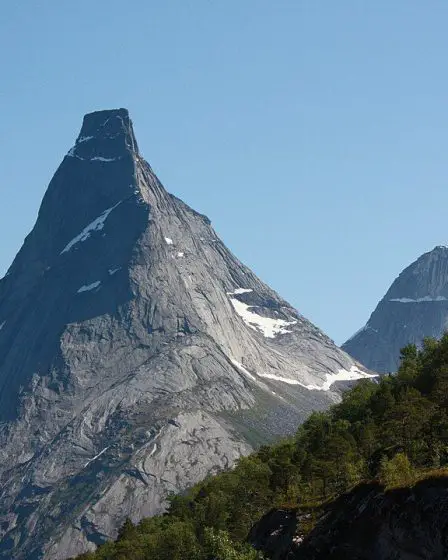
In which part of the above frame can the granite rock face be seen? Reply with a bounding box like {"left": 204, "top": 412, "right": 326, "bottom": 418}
{"left": 343, "top": 246, "right": 448, "bottom": 372}
{"left": 0, "top": 109, "right": 369, "bottom": 559}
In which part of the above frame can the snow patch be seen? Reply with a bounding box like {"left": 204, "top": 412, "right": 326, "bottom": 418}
{"left": 91, "top": 156, "right": 117, "bottom": 162}
{"left": 0, "top": 321, "right": 5, "bottom": 331}
{"left": 305, "top": 366, "right": 376, "bottom": 392}
{"left": 254, "top": 366, "right": 374, "bottom": 391}
{"left": 165, "top": 237, "right": 173, "bottom": 245}
{"left": 77, "top": 281, "right": 101, "bottom": 293}
{"left": 108, "top": 267, "right": 121, "bottom": 275}
{"left": 255, "top": 372, "right": 303, "bottom": 385}
{"left": 148, "top": 444, "right": 157, "bottom": 458}
{"left": 229, "top": 298, "right": 296, "bottom": 338}
{"left": 230, "top": 359, "right": 257, "bottom": 381}
{"left": 227, "top": 288, "right": 253, "bottom": 295}
{"left": 77, "top": 135, "right": 94, "bottom": 144}
{"left": 176, "top": 252, "right": 184, "bottom": 258}
{"left": 66, "top": 147, "right": 120, "bottom": 162}
{"left": 231, "top": 355, "right": 373, "bottom": 393}
{"left": 61, "top": 201, "right": 122, "bottom": 254}
{"left": 389, "top": 296, "right": 448, "bottom": 303}
{"left": 84, "top": 447, "right": 109, "bottom": 468}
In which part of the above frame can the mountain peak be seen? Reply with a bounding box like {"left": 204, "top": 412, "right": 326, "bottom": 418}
{"left": 343, "top": 247, "right": 448, "bottom": 372}
{"left": 68, "top": 107, "right": 139, "bottom": 161}
{"left": 0, "top": 110, "right": 365, "bottom": 559}
{"left": 78, "top": 108, "right": 131, "bottom": 138}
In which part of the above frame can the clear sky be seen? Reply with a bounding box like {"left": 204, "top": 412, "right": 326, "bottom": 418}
{"left": 1, "top": 1, "right": 447, "bottom": 344}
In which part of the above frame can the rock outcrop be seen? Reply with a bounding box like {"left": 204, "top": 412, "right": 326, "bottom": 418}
{"left": 0, "top": 109, "right": 369, "bottom": 559}
{"left": 248, "top": 477, "right": 448, "bottom": 560}
{"left": 343, "top": 246, "right": 448, "bottom": 372}
{"left": 248, "top": 508, "right": 300, "bottom": 560}
{"left": 297, "top": 477, "right": 448, "bottom": 559}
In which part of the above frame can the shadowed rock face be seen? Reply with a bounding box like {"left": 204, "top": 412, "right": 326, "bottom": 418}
{"left": 0, "top": 109, "right": 367, "bottom": 559}
{"left": 296, "top": 478, "right": 448, "bottom": 560}
{"left": 248, "top": 509, "right": 299, "bottom": 560}
{"left": 249, "top": 478, "right": 448, "bottom": 560}
{"left": 342, "top": 246, "right": 448, "bottom": 373}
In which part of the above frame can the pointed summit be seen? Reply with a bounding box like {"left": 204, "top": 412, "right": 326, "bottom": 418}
{"left": 69, "top": 108, "right": 140, "bottom": 160}
{"left": 343, "top": 245, "right": 448, "bottom": 372}
{"left": 0, "top": 110, "right": 369, "bottom": 559}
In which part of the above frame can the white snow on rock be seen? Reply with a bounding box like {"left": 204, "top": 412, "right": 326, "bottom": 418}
{"left": 230, "top": 358, "right": 257, "bottom": 381}
{"left": 227, "top": 288, "right": 253, "bottom": 295}
{"left": 66, "top": 147, "right": 121, "bottom": 162}
{"left": 84, "top": 447, "right": 109, "bottom": 468}
{"left": 255, "top": 365, "right": 375, "bottom": 392}
{"left": 306, "top": 366, "right": 376, "bottom": 392}
{"left": 165, "top": 237, "right": 173, "bottom": 245}
{"left": 148, "top": 444, "right": 157, "bottom": 458}
{"left": 229, "top": 297, "right": 296, "bottom": 338}
{"left": 389, "top": 296, "right": 448, "bottom": 303}
{"left": 77, "top": 281, "right": 102, "bottom": 294}
{"left": 254, "top": 371, "right": 303, "bottom": 386}
{"left": 108, "top": 268, "right": 121, "bottom": 275}
{"left": 176, "top": 252, "right": 184, "bottom": 258}
{"left": 91, "top": 156, "right": 117, "bottom": 162}
{"left": 77, "top": 135, "right": 94, "bottom": 144}
{"left": 61, "top": 201, "right": 122, "bottom": 254}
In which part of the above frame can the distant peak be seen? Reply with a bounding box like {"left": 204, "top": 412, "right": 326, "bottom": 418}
{"left": 69, "top": 108, "right": 139, "bottom": 159}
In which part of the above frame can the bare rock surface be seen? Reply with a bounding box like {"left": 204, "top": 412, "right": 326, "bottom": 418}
{"left": 343, "top": 246, "right": 448, "bottom": 372}
{"left": 0, "top": 109, "right": 368, "bottom": 559}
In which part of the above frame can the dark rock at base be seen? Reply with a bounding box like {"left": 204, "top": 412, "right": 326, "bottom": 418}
{"left": 248, "top": 508, "right": 299, "bottom": 559}
{"left": 295, "top": 478, "right": 448, "bottom": 559}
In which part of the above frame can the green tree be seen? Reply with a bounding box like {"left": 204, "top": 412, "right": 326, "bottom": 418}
{"left": 379, "top": 452, "right": 414, "bottom": 487}
{"left": 203, "top": 528, "right": 263, "bottom": 560}
{"left": 396, "top": 343, "right": 420, "bottom": 384}
{"left": 227, "top": 456, "right": 273, "bottom": 539}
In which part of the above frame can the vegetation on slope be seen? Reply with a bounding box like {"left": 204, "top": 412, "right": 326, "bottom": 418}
{"left": 75, "top": 335, "right": 448, "bottom": 559}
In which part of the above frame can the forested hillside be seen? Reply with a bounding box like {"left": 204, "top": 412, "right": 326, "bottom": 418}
{"left": 75, "top": 335, "right": 448, "bottom": 559}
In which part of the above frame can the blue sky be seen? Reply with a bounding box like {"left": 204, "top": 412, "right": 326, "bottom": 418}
{"left": 1, "top": 1, "right": 447, "bottom": 344}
